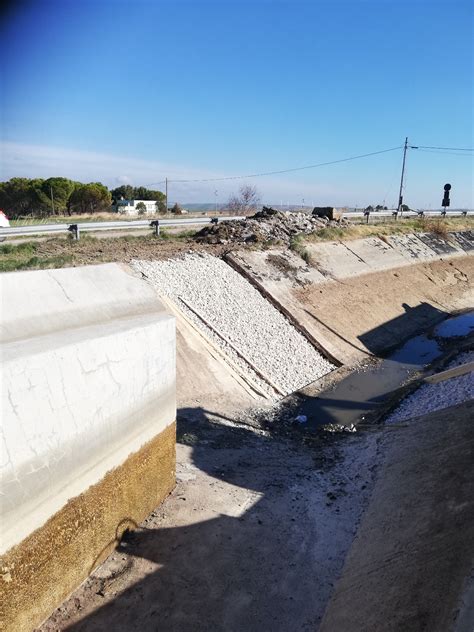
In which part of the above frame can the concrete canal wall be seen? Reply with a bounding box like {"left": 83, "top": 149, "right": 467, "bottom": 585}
{"left": 1, "top": 263, "right": 176, "bottom": 632}
{"left": 227, "top": 231, "right": 474, "bottom": 364}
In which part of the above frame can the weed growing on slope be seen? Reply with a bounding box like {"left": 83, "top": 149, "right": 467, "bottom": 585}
{"left": 0, "top": 241, "right": 73, "bottom": 272}
{"left": 289, "top": 235, "right": 313, "bottom": 265}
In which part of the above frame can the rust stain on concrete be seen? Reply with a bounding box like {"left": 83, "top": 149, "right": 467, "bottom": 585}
{"left": 0, "top": 421, "right": 176, "bottom": 632}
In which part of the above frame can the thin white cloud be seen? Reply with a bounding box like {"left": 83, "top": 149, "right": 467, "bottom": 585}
{"left": 0, "top": 140, "right": 391, "bottom": 207}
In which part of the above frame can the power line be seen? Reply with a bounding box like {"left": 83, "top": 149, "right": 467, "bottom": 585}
{"left": 168, "top": 146, "right": 402, "bottom": 183}
{"left": 414, "top": 148, "right": 474, "bottom": 157}
{"left": 141, "top": 140, "right": 470, "bottom": 192}
{"left": 143, "top": 180, "right": 166, "bottom": 187}
{"left": 414, "top": 145, "right": 473, "bottom": 151}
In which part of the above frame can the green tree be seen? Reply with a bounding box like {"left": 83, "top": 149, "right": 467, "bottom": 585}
{"left": 68, "top": 183, "right": 112, "bottom": 214}
{"left": 155, "top": 196, "right": 167, "bottom": 213}
{"left": 111, "top": 185, "right": 134, "bottom": 201}
{"left": 136, "top": 201, "right": 147, "bottom": 215}
{"left": 110, "top": 185, "right": 166, "bottom": 209}
{"left": 42, "top": 178, "right": 77, "bottom": 214}
{"left": 0, "top": 178, "right": 43, "bottom": 217}
{"left": 171, "top": 202, "right": 182, "bottom": 214}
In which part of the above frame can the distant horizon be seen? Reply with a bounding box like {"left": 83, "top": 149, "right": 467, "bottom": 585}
{"left": 1, "top": 140, "right": 472, "bottom": 210}
{"left": 2, "top": 167, "right": 472, "bottom": 212}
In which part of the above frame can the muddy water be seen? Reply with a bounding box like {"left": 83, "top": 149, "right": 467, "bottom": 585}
{"left": 300, "top": 311, "right": 473, "bottom": 429}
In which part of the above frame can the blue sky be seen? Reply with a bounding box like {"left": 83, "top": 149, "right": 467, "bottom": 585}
{"left": 1, "top": 0, "right": 473, "bottom": 207}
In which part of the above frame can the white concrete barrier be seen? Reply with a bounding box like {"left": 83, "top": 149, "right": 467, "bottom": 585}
{"left": 1, "top": 263, "right": 176, "bottom": 632}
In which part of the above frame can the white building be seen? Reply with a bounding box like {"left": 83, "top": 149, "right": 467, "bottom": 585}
{"left": 115, "top": 199, "right": 159, "bottom": 216}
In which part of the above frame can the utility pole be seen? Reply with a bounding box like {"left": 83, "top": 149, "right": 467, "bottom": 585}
{"left": 165, "top": 178, "right": 168, "bottom": 213}
{"left": 50, "top": 186, "right": 55, "bottom": 215}
{"left": 397, "top": 137, "right": 408, "bottom": 213}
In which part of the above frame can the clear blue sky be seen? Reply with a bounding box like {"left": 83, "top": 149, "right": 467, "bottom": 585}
{"left": 1, "top": 0, "right": 473, "bottom": 207}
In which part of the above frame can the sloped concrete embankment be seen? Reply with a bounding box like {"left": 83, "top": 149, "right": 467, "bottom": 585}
{"left": 319, "top": 400, "right": 474, "bottom": 632}
{"left": 227, "top": 231, "right": 474, "bottom": 365}
{"left": 0, "top": 264, "right": 176, "bottom": 632}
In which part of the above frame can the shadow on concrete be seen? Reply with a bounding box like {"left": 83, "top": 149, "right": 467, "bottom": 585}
{"left": 60, "top": 408, "right": 350, "bottom": 632}
{"left": 357, "top": 302, "right": 447, "bottom": 355}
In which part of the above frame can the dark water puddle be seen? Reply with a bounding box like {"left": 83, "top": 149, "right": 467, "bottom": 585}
{"left": 434, "top": 312, "right": 474, "bottom": 338}
{"left": 299, "top": 311, "right": 473, "bottom": 430}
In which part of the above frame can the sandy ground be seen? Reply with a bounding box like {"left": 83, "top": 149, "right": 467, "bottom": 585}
{"left": 37, "top": 409, "right": 385, "bottom": 632}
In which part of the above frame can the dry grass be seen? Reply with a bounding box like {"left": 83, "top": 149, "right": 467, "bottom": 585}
{"left": 424, "top": 219, "right": 449, "bottom": 238}
{"left": 303, "top": 216, "right": 473, "bottom": 244}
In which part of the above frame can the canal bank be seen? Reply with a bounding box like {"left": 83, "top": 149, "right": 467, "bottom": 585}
{"left": 37, "top": 309, "right": 473, "bottom": 631}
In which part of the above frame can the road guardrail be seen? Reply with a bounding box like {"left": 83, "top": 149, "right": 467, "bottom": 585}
{"left": 1, "top": 211, "right": 471, "bottom": 240}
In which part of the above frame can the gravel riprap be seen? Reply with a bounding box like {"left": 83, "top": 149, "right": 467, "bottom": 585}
{"left": 386, "top": 350, "right": 474, "bottom": 423}
{"left": 132, "top": 253, "right": 334, "bottom": 396}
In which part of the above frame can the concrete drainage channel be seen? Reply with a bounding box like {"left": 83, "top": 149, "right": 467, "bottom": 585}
{"left": 131, "top": 250, "right": 473, "bottom": 429}
{"left": 32, "top": 236, "right": 473, "bottom": 632}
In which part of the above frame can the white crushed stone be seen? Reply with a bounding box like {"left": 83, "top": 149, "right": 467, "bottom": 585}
{"left": 132, "top": 253, "right": 334, "bottom": 396}
{"left": 386, "top": 351, "right": 474, "bottom": 423}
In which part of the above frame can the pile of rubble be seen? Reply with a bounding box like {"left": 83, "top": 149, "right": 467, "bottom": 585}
{"left": 194, "top": 207, "right": 349, "bottom": 245}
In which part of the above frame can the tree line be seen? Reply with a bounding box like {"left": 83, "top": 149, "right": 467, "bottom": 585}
{"left": 0, "top": 178, "right": 166, "bottom": 217}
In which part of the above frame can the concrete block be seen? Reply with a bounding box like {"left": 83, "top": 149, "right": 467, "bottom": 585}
{"left": 312, "top": 207, "right": 342, "bottom": 221}
{"left": 1, "top": 264, "right": 176, "bottom": 632}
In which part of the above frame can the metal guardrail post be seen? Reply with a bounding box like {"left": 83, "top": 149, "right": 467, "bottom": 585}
{"left": 68, "top": 224, "right": 80, "bottom": 240}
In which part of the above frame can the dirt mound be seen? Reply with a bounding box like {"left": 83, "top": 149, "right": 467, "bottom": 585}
{"left": 194, "top": 207, "right": 348, "bottom": 245}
